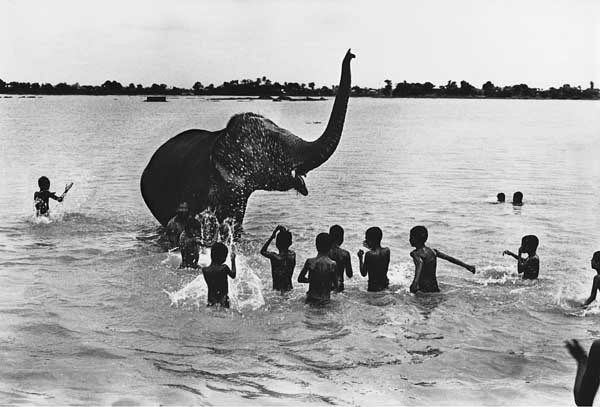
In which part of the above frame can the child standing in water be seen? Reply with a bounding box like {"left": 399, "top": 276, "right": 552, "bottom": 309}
{"left": 260, "top": 225, "right": 296, "bottom": 293}
{"left": 328, "top": 225, "right": 353, "bottom": 292}
{"left": 582, "top": 251, "right": 600, "bottom": 307}
{"left": 34, "top": 176, "right": 64, "bottom": 216}
{"left": 565, "top": 339, "right": 600, "bottom": 406}
{"left": 503, "top": 235, "right": 539, "bottom": 280}
{"left": 298, "top": 233, "right": 337, "bottom": 305}
{"left": 179, "top": 219, "right": 201, "bottom": 269}
{"left": 357, "top": 227, "right": 390, "bottom": 292}
{"left": 409, "top": 226, "right": 476, "bottom": 293}
{"left": 202, "top": 242, "right": 236, "bottom": 308}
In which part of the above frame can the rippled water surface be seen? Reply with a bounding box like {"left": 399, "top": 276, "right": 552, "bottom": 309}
{"left": 1, "top": 96, "right": 599, "bottom": 405}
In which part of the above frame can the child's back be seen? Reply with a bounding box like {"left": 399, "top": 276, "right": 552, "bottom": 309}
{"left": 203, "top": 263, "right": 231, "bottom": 306}
{"left": 298, "top": 233, "right": 336, "bottom": 305}
{"left": 202, "top": 242, "right": 236, "bottom": 307}
{"left": 410, "top": 246, "right": 439, "bottom": 292}
{"left": 364, "top": 247, "right": 391, "bottom": 292}
{"left": 357, "top": 227, "right": 390, "bottom": 292}
{"left": 34, "top": 176, "right": 63, "bottom": 216}
{"left": 260, "top": 226, "right": 296, "bottom": 293}
{"left": 302, "top": 256, "right": 337, "bottom": 305}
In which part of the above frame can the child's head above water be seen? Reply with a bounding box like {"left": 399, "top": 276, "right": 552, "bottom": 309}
{"left": 409, "top": 225, "right": 428, "bottom": 247}
{"left": 521, "top": 234, "right": 539, "bottom": 254}
{"left": 497, "top": 193, "right": 505, "bottom": 202}
{"left": 276, "top": 229, "right": 292, "bottom": 251}
{"left": 38, "top": 176, "right": 50, "bottom": 191}
{"left": 210, "top": 242, "right": 228, "bottom": 263}
{"left": 329, "top": 225, "right": 344, "bottom": 245}
{"left": 592, "top": 251, "right": 600, "bottom": 270}
{"left": 315, "top": 232, "right": 332, "bottom": 254}
{"left": 513, "top": 191, "right": 523, "bottom": 205}
{"left": 364, "top": 226, "right": 383, "bottom": 249}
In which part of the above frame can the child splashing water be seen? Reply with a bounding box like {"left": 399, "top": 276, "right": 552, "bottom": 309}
{"left": 164, "top": 218, "right": 265, "bottom": 311}
{"left": 34, "top": 176, "right": 73, "bottom": 217}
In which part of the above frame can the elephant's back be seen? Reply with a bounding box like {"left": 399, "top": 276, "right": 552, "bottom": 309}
{"left": 141, "top": 129, "right": 221, "bottom": 225}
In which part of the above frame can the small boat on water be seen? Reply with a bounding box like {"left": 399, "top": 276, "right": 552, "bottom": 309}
{"left": 145, "top": 96, "right": 167, "bottom": 102}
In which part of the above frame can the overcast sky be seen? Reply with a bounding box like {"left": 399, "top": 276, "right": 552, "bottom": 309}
{"left": 1, "top": 0, "right": 598, "bottom": 89}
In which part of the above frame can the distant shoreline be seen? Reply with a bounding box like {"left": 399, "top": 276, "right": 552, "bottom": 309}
{"left": 1, "top": 94, "right": 598, "bottom": 101}
{"left": 1, "top": 77, "right": 598, "bottom": 101}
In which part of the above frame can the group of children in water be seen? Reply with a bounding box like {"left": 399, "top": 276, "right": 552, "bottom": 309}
{"left": 159, "top": 198, "right": 549, "bottom": 309}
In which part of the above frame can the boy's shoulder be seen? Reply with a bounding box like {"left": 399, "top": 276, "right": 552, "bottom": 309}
{"left": 203, "top": 263, "right": 228, "bottom": 273}
{"left": 329, "top": 246, "right": 350, "bottom": 258}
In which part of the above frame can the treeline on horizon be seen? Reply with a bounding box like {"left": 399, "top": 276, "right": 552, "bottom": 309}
{"left": 1, "top": 77, "right": 598, "bottom": 100}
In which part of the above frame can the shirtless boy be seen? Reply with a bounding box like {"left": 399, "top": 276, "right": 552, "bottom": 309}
{"left": 503, "top": 234, "right": 539, "bottom": 280}
{"left": 166, "top": 202, "right": 196, "bottom": 249}
{"left": 328, "top": 225, "right": 353, "bottom": 292}
{"left": 409, "top": 225, "right": 476, "bottom": 293}
{"left": 582, "top": 251, "right": 600, "bottom": 307}
{"left": 202, "top": 242, "right": 236, "bottom": 308}
{"left": 298, "top": 233, "right": 336, "bottom": 305}
{"left": 260, "top": 225, "right": 296, "bottom": 293}
{"left": 34, "top": 176, "right": 64, "bottom": 216}
{"left": 357, "top": 227, "right": 390, "bottom": 292}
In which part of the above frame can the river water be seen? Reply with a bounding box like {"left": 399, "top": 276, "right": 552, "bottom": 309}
{"left": 0, "top": 95, "right": 599, "bottom": 405}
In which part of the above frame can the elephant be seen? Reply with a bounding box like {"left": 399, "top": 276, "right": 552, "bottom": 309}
{"left": 140, "top": 49, "right": 355, "bottom": 231}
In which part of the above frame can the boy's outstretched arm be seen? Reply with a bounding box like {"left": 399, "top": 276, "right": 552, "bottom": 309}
{"left": 49, "top": 192, "right": 63, "bottom": 202}
{"left": 298, "top": 261, "right": 310, "bottom": 283}
{"left": 410, "top": 252, "right": 422, "bottom": 293}
{"left": 357, "top": 250, "right": 367, "bottom": 277}
{"left": 503, "top": 250, "right": 519, "bottom": 261}
{"left": 566, "top": 339, "right": 600, "bottom": 406}
{"left": 435, "top": 250, "right": 476, "bottom": 273}
{"left": 583, "top": 276, "right": 600, "bottom": 307}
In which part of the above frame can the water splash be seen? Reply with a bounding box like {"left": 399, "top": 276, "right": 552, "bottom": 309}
{"left": 164, "top": 220, "right": 264, "bottom": 312}
{"left": 476, "top": 264, "right": 521, "bottom": 286}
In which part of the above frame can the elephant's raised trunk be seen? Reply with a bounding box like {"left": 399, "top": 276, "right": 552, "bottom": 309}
{"left": 296, "top": 49, "right": 355, "bottom": 174}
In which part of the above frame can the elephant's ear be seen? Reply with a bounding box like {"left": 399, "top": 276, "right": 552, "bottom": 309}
{"left": 210, "top": 113, "right": 281, "bottom": 189}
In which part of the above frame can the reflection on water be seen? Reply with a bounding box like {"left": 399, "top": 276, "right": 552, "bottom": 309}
{"left": 0, "top": 96, "right": 599, "bottom": 404}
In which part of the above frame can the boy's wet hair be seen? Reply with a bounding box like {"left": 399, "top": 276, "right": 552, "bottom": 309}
{"left": 365, "top": 227, "right": 383, "bottom": 245}
{"left": 38, "top": 176, "right": 50, "bottom": 190}
{"left": 316, "top": 232, "right": 332, "bottom": 253}
{"left": 410, "top": 225, "right": 428, "bottom": 244}
{"left": 329, "top": 225, "right": 344, "bottom": 245}
{"left": 521, "top": 235, "right": 539, "bottom": 252}
{"left": 276, "top": 230, "right": 292, "bottom": 251}
{"left": 513, "top": 191, "right": 523, "bottom": 203}
{"left": 593, "top": 251, "right": 600, "bottom": 262}
{"left": 211, "top": 242, "right": 228, "bottom": 263}
{"left": 497, "top": 193, "right": 505, "bottom": 202}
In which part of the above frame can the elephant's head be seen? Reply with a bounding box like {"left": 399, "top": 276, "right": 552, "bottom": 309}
{"left": 141, "top": 49, "right": 355, "bottom": 229}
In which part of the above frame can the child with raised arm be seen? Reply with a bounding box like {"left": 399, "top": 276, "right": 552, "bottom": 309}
{"left": 503, "top": 235, "right": 539, "bottom": 280}
{"left": 260, "top": 225, "right": 296, "bottom": 293}
{"left": 328, "top": 225, "right": 353, "bottom": 292}
{"left": 298, "top": 233, "right": 337, "bottom": 305}
{"left": 582, "top": 251, "right": 600, "bottom": 307}
{"left": 357, "top": 227, "right": 390, "bottom": 292}
{"left": 409, "top": 226, "right": 476, "bottom": 293}
{"left": 34, "top": 176, "right": 65, "bottom": 216}
{"left": 565, "top": 339, "right": 600, "bottom": 406}
{"left": 202, "top": 242, "right": 236, "bottom": 308}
